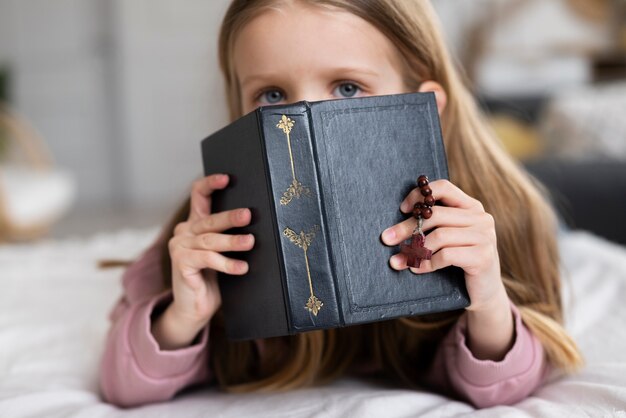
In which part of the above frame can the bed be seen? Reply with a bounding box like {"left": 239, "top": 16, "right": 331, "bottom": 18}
{"left": 1, "top": 226, "right": 625, "bottom": 417}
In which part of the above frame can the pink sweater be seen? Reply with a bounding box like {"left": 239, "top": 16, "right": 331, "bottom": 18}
{"left": 99, "top": 237, "right": 549, "bottom": 409}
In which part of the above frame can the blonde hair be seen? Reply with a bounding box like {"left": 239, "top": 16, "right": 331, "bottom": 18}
{"left": 152, "top": 0, "right": 583, "bottom": 393}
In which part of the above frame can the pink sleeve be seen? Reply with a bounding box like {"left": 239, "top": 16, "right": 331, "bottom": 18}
{"left": 98, "top": 237, "right": 212, "bottom": 408}
{"left": 424, "top": 300, "right": 550, "bottom": 408}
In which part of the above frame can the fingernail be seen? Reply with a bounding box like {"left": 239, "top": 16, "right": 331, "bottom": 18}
{"left": 400, "top": 201, "right": 407, "bottom": 212}
{"left": 237, "top": 260, "right": 248, "bottom": 273}
{"left": 382, "top": 227, "right": 396, "bottom": 242}
{"left": 390, "top": 254, "right": 400, "bottom": 267}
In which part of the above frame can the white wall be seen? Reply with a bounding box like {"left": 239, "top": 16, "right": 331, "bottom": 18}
{"left": 0, "top": 0, "right": 13, "bottom": 64}
{"left": 110, "top": 0, "right": 230, "bottom": 211}
{"left": 2, "top": 0, "right": 230, "bottom": 214}
{"left": 6, "top": 0, "right": 115, "bottom": 208}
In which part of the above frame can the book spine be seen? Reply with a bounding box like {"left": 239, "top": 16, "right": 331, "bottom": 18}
{"left": 259, "top": 105, "right": 342, "bottom": 332}
{"left": 201, "top": 112, "right": 292, "bottom": 340}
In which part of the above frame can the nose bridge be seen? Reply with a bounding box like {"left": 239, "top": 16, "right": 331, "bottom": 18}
{"left": 289, "top": 79, "right": 328, "bottom": 104}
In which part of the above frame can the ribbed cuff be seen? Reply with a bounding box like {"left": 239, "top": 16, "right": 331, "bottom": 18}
{"left": 126, "top": 289, "right": 210, "bottom": 380}
{"left": 452, "top": 300, "right": 538, "bottom": 387}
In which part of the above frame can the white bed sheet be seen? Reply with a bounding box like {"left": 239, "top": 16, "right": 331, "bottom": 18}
{"left": 1, "top": 227, "right": 625, "bottom": 417}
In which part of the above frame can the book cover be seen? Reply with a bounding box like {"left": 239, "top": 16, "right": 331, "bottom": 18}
{"left": 201, "top": 92, "right": 469, "bottom": 341}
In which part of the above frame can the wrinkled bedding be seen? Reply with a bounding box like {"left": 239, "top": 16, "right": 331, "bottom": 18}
{"left": 1, "top": 227, "right": 625, "bottom": 417}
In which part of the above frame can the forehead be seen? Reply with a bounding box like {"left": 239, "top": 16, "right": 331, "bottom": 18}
{"left": 232, "top": 3, "right": 404, "bottom": 85}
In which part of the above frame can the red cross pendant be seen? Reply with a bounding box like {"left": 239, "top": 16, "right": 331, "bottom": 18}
{"left": 400, "top": 233, "right": 432, "bottom": 268}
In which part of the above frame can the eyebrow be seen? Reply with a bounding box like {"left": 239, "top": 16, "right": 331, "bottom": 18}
{"left": 240, "top": 66, "right": 380, "bottom": 88}
{"left": 240, "top": 73, "right": 281, "bottom": 89}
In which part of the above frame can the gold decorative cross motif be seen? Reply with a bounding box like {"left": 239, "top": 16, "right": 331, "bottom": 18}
{"left": 283, "top": 225, "right": 323, "bottom": 315}
{"left": 276, "top": 115, "right": 311, "bottom": 205}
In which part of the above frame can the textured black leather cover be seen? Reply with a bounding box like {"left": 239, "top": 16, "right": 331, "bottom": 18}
{"left": 201, "top": 92, "right": 469, "bottom": 341}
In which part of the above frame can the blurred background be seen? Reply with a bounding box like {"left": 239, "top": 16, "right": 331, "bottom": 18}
{"left": 0, "top": 0, "right": 624, "bottom": 244}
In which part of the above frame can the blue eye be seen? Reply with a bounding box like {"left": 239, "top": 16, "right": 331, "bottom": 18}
{"left": 334, "top": 82, "right": 360, "bottom": 98}
{"left": 259, "top": 89, "right": 284, "bottom": 104}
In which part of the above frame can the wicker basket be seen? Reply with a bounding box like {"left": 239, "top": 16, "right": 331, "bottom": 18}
{"left": 0, "top": 104, "right": 73, "bottom": 242}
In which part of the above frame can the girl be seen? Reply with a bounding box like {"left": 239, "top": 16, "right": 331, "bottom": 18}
{"left": 99, "top": 0, "right": 583, "bottom": 409}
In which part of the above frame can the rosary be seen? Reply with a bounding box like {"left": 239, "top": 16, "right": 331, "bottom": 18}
{"left": 400, "top": 175, "right": 434, "bottom": 268}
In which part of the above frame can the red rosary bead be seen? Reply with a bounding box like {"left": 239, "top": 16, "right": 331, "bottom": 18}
{"left": 412, "top": 175, "right": 435, "bottom": 220}
{"left": 402, "top": 174, "right": 435, "bottom": 269}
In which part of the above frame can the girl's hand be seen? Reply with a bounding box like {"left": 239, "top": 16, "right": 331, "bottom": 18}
{"left": 152, "top": 174, "right": 255, "bottom": 349}
{"left": 380, "top": 179, "right": 514, "bottom": 360}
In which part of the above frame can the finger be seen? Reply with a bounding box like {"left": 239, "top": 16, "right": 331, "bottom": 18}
{"left": 400, "top": 187, "right": 429, "bottom": 213}
{"left": 183, "top": 249, "right": 249, "bottom": 275}
{"left": 180, "top": 232, "right": 255, "bottom": 252}
{"left": 407, "top": 245, "right": 489, "bottom": 275}
{"left": 190, "top": 208, "right": 251, "bottom": 235}
{"left": 381, "top": 206, "right": 482, "bottom": 246}
{"left": 388, "top": 228, "right": 479, "bottom": 271}
{"left": 188, "top": 174, "right": 230, "bottom": 223}
{"left": 400, "top": 179, "right": 483, "bottom": 213}
{"left": 389, "top": 252, "right": 409, "bottom": 271}
{"left": 422, "top": 227, "right": 484, "bottom": 254}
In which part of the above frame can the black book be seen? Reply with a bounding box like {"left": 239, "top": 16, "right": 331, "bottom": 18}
{"left": 201, "top": 92, "right": 469, "bottom": 341}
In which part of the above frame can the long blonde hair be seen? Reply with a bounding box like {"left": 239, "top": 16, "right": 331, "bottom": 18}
{"left": 152, "top": 0, "right": 583, "bottom": 393}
